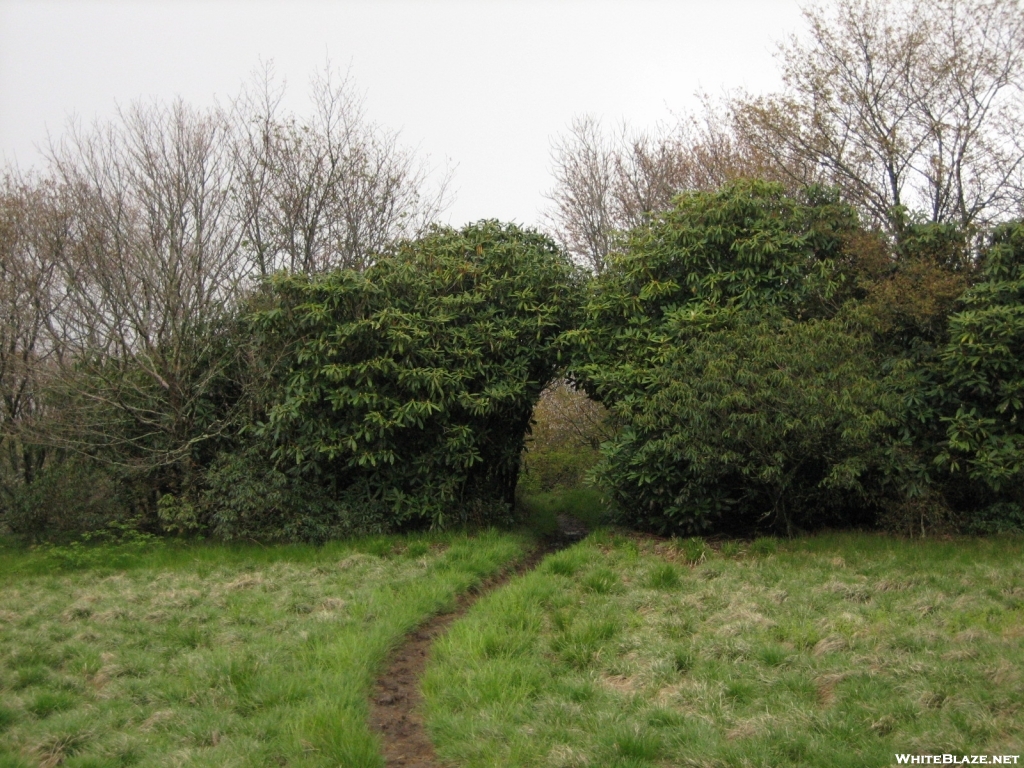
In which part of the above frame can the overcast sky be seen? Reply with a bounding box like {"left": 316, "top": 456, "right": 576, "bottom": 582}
{"left": 0, "top": 0, "right": 806, "bottom": 229}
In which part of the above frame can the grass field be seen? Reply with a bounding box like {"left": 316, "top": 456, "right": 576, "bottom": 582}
{"left": 423, "top": 532, "right": 1024, "bottom": 767}
{"left": 0, "top": 530, "right": 528, "bottom": 768}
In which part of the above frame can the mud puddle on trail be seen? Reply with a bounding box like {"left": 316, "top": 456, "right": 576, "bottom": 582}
{"left": 368, "top": 517, "right": 587, "bottom": 767}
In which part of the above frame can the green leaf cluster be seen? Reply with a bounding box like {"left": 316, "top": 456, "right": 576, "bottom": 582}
{"left": 937, "top": 222, "right": 1024, "bottom": 494}
{"left": 572, "top": 181, "right": 897, "bottom": 534}
{"left": 231, "top": 221, "right": 581, "bottom": 533}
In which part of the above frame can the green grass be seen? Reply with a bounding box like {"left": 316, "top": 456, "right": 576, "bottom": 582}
{"left": 0, "top": 530, "right": 529, "bottom": 767}
{"left": 517, "top": 488, "right": 611, "bottom": 536}
{"left": 423, "top": 532, "right": 1024, "bottom": 767}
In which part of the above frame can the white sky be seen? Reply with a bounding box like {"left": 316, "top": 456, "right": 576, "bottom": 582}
{"left": 0, "top": 0, "right": 806, "bottom": 229}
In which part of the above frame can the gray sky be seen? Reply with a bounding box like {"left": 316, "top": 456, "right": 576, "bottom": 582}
{"left": 0, "top": 0, "right": 806, "bottom": 229}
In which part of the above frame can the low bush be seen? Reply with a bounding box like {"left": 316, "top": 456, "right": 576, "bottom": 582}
{"left": 38, "top": 519, "right": 163, "bottom": 570}
{"left": 518, "top": 445, "right": 600, "bottom": 494}
{"left": 517, "top": 488, "right": 610, "bottom": 534}
{"left": 0, "top": 459, "right": 139, "bottom": 543}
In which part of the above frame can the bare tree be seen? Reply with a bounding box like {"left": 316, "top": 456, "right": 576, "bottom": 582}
{"left": 549, "top": 0, "right": 1023, "bottom": 269}
{"left": 545, "top": 106, "right": 778, "bottom": 272}
{"left": 530, "top": 380, "right": 614, "bottom": 452}
{"left": 0, "top": 174, "right": 67, "bottom": 492}
{"left": 545, "top": 116, "right": 617, "bottom": 273}
{"left": 46, "top": 100, "right": 244, "bottom": 474}
{"left": 611, "top": 126, "right": 693, "bottom": 232}
{"left": 230, "top": 63, "right": 452, "bottom": 276}
{"left": 0, "top": 63, "right": 452, "bottom": 489}
{"left": 734, "top": 0, "right": 1024, "bottom": 234}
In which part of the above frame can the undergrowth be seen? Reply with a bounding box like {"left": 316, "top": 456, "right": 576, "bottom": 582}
{"left": 517, "top": 489, "right": 610, "bottom": 536}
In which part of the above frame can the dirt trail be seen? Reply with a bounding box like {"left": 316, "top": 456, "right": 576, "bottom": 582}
{"left": 368, "top": 516, "right": 587, "bottom": 767}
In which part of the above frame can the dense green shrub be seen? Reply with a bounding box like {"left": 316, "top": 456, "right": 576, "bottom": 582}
{"left": 198, "top": 448, "right": 389, "bottom": 543}
{"left": 935, "top": 221, "right": 1024, "bottom": 506}
{"left": 839, "top": 220, "right": 977, "bottom": 533}
{"left": 0, "top": 458, "right": 140, "bottom": 543}
{"left": 518, "top": 445, "right": 600, "bottom": 494}
{"left": 223, "top": 221, "right": 580, "bottom": 536}
{"left": 964, "top": 502, "right": 1024, "bottom": 534}
{"left": 591, "top": 307, "right": 895, "bottom": 534}
{"left": 572, "top": 181, "right": 898, "bottom": 535}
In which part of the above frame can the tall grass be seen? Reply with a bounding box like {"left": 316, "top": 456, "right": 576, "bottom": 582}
{"left": 0, "top": 530, "right": 528, "bottom": 767}
{"left": 423, "top": 532, "right": 1024, "bottom": 767}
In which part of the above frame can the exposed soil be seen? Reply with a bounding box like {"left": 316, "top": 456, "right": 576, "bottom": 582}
{"left": 368, "top": 519, "right": 586, "bottom": 767}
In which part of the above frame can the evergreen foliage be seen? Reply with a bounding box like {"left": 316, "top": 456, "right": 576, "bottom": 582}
{"left": 218, "top": 221, "right": 580, "bottom": 536}
{"left": 937, "top": 222, "right": 1024, "bottom": 496}
{"left": 572, "top": 181, "right": 896, "bottom": 534}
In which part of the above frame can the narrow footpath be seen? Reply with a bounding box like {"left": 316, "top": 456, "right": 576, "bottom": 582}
{"left": 368, "top": 516, "right": 588, "bottom": 767}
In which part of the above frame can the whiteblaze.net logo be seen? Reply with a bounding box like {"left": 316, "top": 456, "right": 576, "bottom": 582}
{"left": 895, "top": 756, "right": 1020, "bottom": 765}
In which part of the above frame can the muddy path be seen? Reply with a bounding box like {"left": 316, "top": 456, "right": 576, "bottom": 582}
{"left": 368, "top": 516, "right": 587, "bottom": 768}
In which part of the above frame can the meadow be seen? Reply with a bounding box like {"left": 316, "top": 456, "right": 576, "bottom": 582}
{"left": 3, "top": 515, "right": 1022, "bottom": 768}
{"left": 424, "top": 532, "right": 1024, "bottom": 767}
{"left": 0, "top": 531, "right": 528, "bottom": 768}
